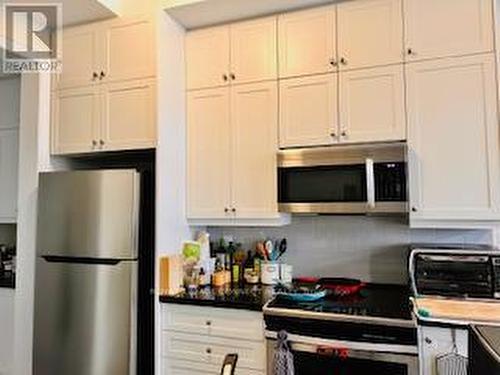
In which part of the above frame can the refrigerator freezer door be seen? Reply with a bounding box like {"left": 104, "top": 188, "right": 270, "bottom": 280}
{"left": 33, "top": 257, "right": 137, "bottom": 375}
{"left": 37, "top": 169, "right": 140, "bottom": 259}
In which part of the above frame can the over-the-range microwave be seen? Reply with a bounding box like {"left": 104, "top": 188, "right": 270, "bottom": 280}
{"left": 278, "top": 142, "right": 408, "bottom": 214}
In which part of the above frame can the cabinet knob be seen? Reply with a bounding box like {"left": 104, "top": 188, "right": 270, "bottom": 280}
{"left": 230, "top": 73, "right": 236, "bottom": 81}
{"left": 340, "top": 57, "right": 348, "bottom": 65}
{"left": 99, "top": 71, "right": 106, "bottom": 80}
{"left": 329, "top": 59, "right": 338, "bottom": 67}
{"left": 424, "top": 337, "right": 432, "bottom": 345}
{"left": 99, "top": 139, "right": 105, "bottom": 147}
{"left": 412, "top": 207, "right": 418, "bottom": 212}
{"left": 206, "top": 320, "right": 212, "bottom": 326}
{"left": 330, "top": 131, "right": 337, "bottom": 138}
{"left": 341, "top": 131, "right": 347, "bottom": 137}
{"left": 407, "top": 48, "right": 415, "bottom": 56}
{"left": 92, "top": 72, "right": 98, "bottom": 81}
{"left": 206, "top": 348, "right": 212, "bottom": 354}
{"left": 231, "top": 208, "right": 236, "bottom": 213}
{"left": 92, "top": 140, "right": 97, "bottom": 147}
{"left": 224, "top": 207, "right": 230, "bottom": 213}
{"left": 222, "top": 74, "right": 228, "bottom": 82}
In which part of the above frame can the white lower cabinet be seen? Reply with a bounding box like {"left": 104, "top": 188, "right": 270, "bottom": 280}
{"left": 161, "top": 305, "right": 266, "bottom": 375}
{"left": 419, "top": 325, "right": 468, "bottom": 375}
{"left": 406, "top": 54, "right": 500, "bottom": 226}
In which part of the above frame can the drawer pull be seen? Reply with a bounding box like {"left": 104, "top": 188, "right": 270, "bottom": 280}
{"left": 206, "top": 348, "right": 212, "bottom": 354}
{"left": 206, "top": 320, "right": 212, "bottom": 326}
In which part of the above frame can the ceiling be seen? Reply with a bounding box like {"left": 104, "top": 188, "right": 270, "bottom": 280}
{"left": 163, "top": 0, "right": 337, "bottom": 29}
{"left": 5, "top": 0, "right": 118, "bottom": 26}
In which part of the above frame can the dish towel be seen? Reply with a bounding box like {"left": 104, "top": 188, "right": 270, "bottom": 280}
{"left": 274, "top": 330, "right": 295, "bottom": 375}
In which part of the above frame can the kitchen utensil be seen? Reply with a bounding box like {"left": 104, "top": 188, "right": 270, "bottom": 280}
{"left": 436, "top": 329, "right": 467, "bottom": 375}
{"left": 277, "top": 239, "right": 287, "bottom": 260}
{"left": 256, "top": 242, "right": 268, "bottom": 260}
{"left": 265, "top": 240, "right": 274, "bottom": 261}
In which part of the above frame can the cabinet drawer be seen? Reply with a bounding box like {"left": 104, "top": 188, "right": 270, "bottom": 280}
{"left": 163, "top": 359, "right": 264, "bottom": 375}
{"left": 162, "top": 332, "right": 266, "bottom": 371}
{"left": 162, "top": 304, "right": 264, "bottom": 341}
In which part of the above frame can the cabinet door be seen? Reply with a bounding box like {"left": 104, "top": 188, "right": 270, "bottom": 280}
{"left": 58, "top": 26, "right": 98, "bottom": 90}
{"left": 279, "top": 74, "right": 337, "bottom": 148}
{"left": 230, "top": 17, "right": 277, "bottom": 85}
{"left": 419, "top": 326, "right": 468, "bottom": 375}
{"left": 339, "top": 65, "right": 405, "bottom": 144}
{"left": 186, "top": 27, "right": 230, "bottom": 90}
{"left": 278, "top": 6, "right": 337, "bottom": 78}
{"left": 100, "top": 17, "right": 156, "bottom": 83}
{"left": 231, "top": 82, "right": 278, "bottom": 219}
{"left": 404, "top": 0, "right": 494, "bottom": 61}
{"left": 187, "top": 88, "right": 232, "bottom": 219}
{"left": 337, "top": 0, "right": 403, "bottom": 70}
{"left": 52, "top": 86, "right": 99, "bottom": 155}
{"left": 0, "top": 129, "right": 18, "bottom": 222}
{"left": 100, "top": 79, "right": 156, "bottom": 151}
{"left": 407, "top": 54, "right": 500, "bottom": 221}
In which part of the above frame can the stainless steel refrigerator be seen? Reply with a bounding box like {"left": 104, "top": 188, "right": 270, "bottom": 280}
{"left": 33, "top": 169, "right": 141, "bottom": 375}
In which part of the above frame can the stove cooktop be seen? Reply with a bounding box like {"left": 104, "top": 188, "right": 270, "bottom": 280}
{"left": 265, "top": 283, "right": 413, "bottom": 322}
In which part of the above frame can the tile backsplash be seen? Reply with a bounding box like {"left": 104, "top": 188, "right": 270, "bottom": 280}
{"left": 208, "top": 216, "right": 493, "bottom": 284}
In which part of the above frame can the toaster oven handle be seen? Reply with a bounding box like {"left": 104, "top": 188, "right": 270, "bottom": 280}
{"left": 366, "top": 158, "right": 376, "bottom": 209}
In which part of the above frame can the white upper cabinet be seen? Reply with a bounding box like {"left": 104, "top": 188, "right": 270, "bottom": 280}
{"left": 230, "top": 17, "right": 277, "bottom": 85}
{"left": 337, "top": 0, "right": 404, "bottom": 70}
{"left": 52, "top": 16, "right": 157, "bottom": 155}
{"left": 407, "top": 54, "right": 500, "bottom": 222}
{"left": 339, "top": 65, "right": 405, "bottom": 143}
{"left": 52, "top": 86, "right": 100, "bottom": 155}
{"left": 187, "top": 88, "right": 232, "bottom": 219}
{"left": 279, "top": 74, "right": 337, "bottom": 148}
{"left": 0, "top": 129, "right": 19, "bottom": 223}
{"left": 186, "top": 18, "right": 277, "bottom": 90}
{"left": 101, "top": 17, "right": 156, "bottom": 83}
{"left": 100, "top": 79, "right": 157, "bottom": 152}
{"left": 278, "top": 6, "right": 337, "bottom": 78}
{"left": 231, "top": 82, "right": 278, "bottom": 218}
{"left": 186, "top": 26, "right": 230, "bottom": 90}
{"left": 58, "top": 26, "right": 98, "bottom": 90}
{"left": 404, "top": 0, "right": 494, "bottom": 61}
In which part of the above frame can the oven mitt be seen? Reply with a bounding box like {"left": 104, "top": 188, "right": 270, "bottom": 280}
{"left": 274, "top": 330, "right": 295, "bottom": 375}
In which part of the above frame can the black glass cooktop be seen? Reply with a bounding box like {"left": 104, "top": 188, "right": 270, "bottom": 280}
{"left": 266, "top": 283, "right": 413, "bottom": 321}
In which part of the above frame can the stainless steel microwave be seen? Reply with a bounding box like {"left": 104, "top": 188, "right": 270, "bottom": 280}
{"left": 278, "top": 142, "right": 408, "bottom": 214}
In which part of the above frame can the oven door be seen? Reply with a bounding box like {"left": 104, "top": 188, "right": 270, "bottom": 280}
{"left": 266, "top": 334, "right": 418, "bottom": 375}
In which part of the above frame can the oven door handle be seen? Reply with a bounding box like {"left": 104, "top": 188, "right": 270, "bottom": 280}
{"left": 365, "top": 158, "right": 376, "bottom": 210}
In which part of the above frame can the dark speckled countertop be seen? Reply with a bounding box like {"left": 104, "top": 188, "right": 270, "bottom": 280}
{"left": 160, "top": 284, "right": 275, "bottom": 311}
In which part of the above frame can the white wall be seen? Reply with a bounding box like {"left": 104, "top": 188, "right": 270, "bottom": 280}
{"left": 0, "top": 289, "right": 14, "bottom": 375}
{"left": 155, "top": 10, "right": 193, "bottom": 375}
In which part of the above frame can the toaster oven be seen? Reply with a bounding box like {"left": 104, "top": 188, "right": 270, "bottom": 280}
{"left": 409, "top": 247, "right": 500, "bottom": 300}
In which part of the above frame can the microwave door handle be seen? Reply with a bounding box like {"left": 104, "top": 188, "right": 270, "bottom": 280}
{"left": 366, "top": 158, "right": 376, "bottom": 209}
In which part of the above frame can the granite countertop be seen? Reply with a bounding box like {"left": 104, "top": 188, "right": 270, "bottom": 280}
{"left": 0, "top": 274, "right": 15, "bottom": 289}
{"left": 160, "top": 284, "right": 275, "bottom": 311}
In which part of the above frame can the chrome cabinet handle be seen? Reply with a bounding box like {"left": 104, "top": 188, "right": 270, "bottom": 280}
{"left": 366, "top": 158, "right": 376, "bottom": 209}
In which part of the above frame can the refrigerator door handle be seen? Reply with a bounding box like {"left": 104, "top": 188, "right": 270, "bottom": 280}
{"left": 41, "top": 255, "right": 122, "bottom": 265}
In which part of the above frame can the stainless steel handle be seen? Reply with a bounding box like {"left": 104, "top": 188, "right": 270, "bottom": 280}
{"left": 366, "top": 158, "right": 376, "bottom": 209}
